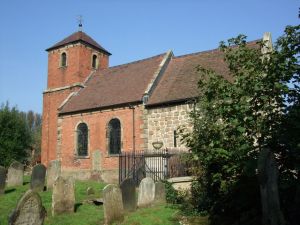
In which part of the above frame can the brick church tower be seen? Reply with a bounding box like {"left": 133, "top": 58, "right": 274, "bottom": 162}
{"left": 41, "top": 31, "right": 111, "bottom": 165}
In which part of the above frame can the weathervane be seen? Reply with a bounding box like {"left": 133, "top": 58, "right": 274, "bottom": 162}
{"left": 77, "top": 15, "right": 83, "bottom": 31}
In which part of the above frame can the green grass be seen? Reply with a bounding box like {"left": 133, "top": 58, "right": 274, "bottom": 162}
{"left": 0, "top": 176, "right": 187, "bottom": 225}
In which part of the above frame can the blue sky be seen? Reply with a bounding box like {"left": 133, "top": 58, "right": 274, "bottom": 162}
{"left": 0, "top": 0, "right": 298, "bottom": 113}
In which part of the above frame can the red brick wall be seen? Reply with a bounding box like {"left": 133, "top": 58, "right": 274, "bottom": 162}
{"left": 58, "top": 105, "right": 144, "bottom": 170}
{"left": 41, "top": 88, "right": 78, "bottom": 166}
{"left": 47, "top": 44, "right": 109, "bottom": 89}
{"left": 41, "top": 43, "right": 110, "bottom": 166}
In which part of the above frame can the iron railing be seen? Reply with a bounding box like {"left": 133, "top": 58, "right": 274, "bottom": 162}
{"left": 119, "top": 149, "right": 190, "bottom": 186}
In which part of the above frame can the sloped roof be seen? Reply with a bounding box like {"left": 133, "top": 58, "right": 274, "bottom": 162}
{"left": 59, "top": 53, "right": 166, "bottom": 114}
{"left": 147, "top": 40, "right": 259, "bottom": 106}
{"left": 46, "top": 31, "right": 111, "bottom": 55}
{"left": 146, "top": 49, "right": 230, "bottom": 106}
{"left": 59, "top": 40, "right": 259, "bottom": 114}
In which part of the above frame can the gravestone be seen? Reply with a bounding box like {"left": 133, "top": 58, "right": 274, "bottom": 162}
{"left": 92, "top": 150, "right": 101, "bottom": 171}
{"left": 86, "top": 187, "right": 95, "bottom": 195}
{"left": 7, "top": 161, "right": 24, "bottom": 187}
{"left": 103, "top": 184, "right": 124, "bottom": 225}
{"left": 0, "top": 166, "right": 7, "bottom": 194}
{"left": 120, "top": 178, "right": 136, "bottom": 212}
{"left": 258, "top": 148, "right": 285, "bottom": 225}
{"left": 137, "top": 177, "right": 155, "bottom": 207}
{"left": 8, "top": 189, "right": 46, "bottom": 225}
{"left": 30, "top": 164, "right": 46, "bottom": 192}
{"left": 46, "top": 160, "right": 61, "bottom": 189}
{"left": 154, "top": 181, "right": 166, "bottom": 204}
{"left": 52, "top": 176, "right": 75, "bottom": 216}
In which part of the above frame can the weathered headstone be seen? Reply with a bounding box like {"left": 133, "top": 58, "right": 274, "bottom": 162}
{"left": 46, "top": 160, "right": 61, "bottom": 189}
{"left": 103, "top": 184, "right": 124, "bottom": 225}
{"left": 52, "top": 176, "right": 75, "bottom": 216}
{"left": 0, "top": 166, "right": 7, "bottom": 194}
{"left": 154, "top": 181, "right": 166, "bottom": 204}
{"left": 258, "top": 148, "right": 285, "bottom": 225}
{"left": 30, "top": 164, "right": 46, "bottom": 192}
{"left": 92, "top": 150, "right": 101, "bottom": 171}
{"left": 7, "top": 161, "right": 24, "bottom": 187}
{"left": 120, "top": 178, "right": 136, "bottom": 212}
{"left": 86, "top": 187, "right": 95, "bottom": 195}
{"left": 137, "top": 177, "right": 155, "bottom": 207}
{"left": 8, "top": 189, "right": 46, "bottom": 225}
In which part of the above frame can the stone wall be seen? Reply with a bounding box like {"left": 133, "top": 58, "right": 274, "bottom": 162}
{"left": 145, "top": 103, "right": 193, "bottom": 150}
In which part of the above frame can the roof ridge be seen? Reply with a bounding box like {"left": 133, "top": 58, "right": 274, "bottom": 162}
{"left": 46, "top": 31, "right": 111, "bottom": 54}
{"left": 175, "top": 48, "right": 221, "bottom": 59}
{"left": 101, "top": 52, "right": 167, "bottom": 71}
{"left": 175, "top": 39, "right": 260, "bottom": 59}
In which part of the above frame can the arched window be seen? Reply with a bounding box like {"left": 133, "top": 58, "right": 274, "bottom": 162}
{"left": 92, "top": 54, "right": 98, "bottom": 69}
{"left": 76, "top": 123, "right": 88, "bottom": 156}
{"left": 108, "top": 119, "right": 121, "bottom": 155}
{"left": 61, "top": 52, "right": 67, "bottom": 67}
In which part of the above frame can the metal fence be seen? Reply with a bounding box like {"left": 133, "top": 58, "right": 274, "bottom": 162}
{"left": 119, "top": 149, "right": 191, "bottom": 186}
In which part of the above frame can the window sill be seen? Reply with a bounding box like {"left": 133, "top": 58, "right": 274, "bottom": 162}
{"left": 106, "top": 154, "right": 120, "bottom": 158}
{"left": 59, "top": 66, "right": 67, "bottom": 69}
{"left": 74, "top": 156, "right": 90, "bottom": 159}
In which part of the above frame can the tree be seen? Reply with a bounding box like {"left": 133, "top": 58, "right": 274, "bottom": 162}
{"left": 0, "top": 103, "right": 32, "bottom": 167}
{"left": 182, "top": 25, "right": 300, "bottom": 224}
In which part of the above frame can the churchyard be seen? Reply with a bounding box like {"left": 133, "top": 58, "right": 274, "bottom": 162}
{"left": 0, "top": 162, "right": 205, "bottom": 225}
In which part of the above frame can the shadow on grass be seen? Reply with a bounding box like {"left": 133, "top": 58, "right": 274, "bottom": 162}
{"left": 23, "top": 181, "right": 29, "bottom": 185}
{"left": 5, "top": 188, "right": 16, "bottom": 194}
{"left": 75, "top": 203, "right": 83, "bottom": 212}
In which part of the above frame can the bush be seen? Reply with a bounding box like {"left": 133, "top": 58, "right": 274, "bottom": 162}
{"left": 164, "top": 181, "right": 184, "bottom": 204}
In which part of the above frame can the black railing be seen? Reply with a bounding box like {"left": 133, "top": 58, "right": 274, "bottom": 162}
{"left": 119, "top": 149, "right": 190, "bottom": 186}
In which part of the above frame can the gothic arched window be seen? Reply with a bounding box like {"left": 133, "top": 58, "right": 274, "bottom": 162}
{"left": 107, "top": 119, "right": 121, "bottom": 155}
{"left": 92, "top": 54, "right": 98, "bottom": 69}
{"left": 61, "top": 52, "right": 67, "bottom": 67}
{"left": 76, "top": 123, "right": 88, "bottom": 156}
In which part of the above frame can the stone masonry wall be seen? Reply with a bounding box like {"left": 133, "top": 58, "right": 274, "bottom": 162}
{"left": 145, "top": 103, "right": 193, "bottom": 150}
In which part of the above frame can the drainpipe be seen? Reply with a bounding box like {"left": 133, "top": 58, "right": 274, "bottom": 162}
{"left": 129, "top": 104, "right": 136, "bottom": 183}
{"left": 129, "top": 105, "right": 136, "bottom": 153}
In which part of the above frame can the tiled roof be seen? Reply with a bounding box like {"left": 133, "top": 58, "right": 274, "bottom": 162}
{"left": 59, "top": 53, "right": 166, "bottom": 114}
{"left": 146, "top": 40, "right": 259, "bottom": 106}
{"left": 46, "top": 31, "right": 111, "bottom": 55}
{"left": 59, "top": 40, "right": 259, "bottom": 114}
{"left": 146, "top": 49, "right": 229, "bottom": 106}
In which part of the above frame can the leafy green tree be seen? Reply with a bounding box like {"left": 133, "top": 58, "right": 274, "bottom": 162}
{"left": 0, "top": 102, "right": 32, "bottom": 167}
{"left": 182, "top": 25, "right": 299, "bottom": 223}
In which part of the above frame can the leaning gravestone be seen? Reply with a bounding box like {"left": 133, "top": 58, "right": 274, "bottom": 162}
{"left": 8, "top": 189, "right": 46, "bottom": 225}
{"left": 7, "top": 161, "right": 24, "bottom": 187}
{"left": 137, "top": 177, "right": 155, "bottom": 207}
{"left": 120, "top": 178, "right": 136, "bottom": 212}
{"left": 30, "top": 164, "right": 46, "bottom": 192}
{"left": 52, "top": 176, "right": 75, "bottom": 216}
{"left": 0, "top": 166, "right": 7, "bottom": 194}
{"left": 154, "top": 181, "right": 166, "bottom": 204}
{"left": 46, "top": 160, "right": 61, "bottom": 189}
{"left": 103, "top": 184, "right": 124, "bottom": 225}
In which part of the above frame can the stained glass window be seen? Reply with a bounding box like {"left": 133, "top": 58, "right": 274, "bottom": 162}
{"left": 77, "top": 123, "right": 88, "bottom": 156}
{"left": 108, "top": 119, "right": 121, "bottom": 154}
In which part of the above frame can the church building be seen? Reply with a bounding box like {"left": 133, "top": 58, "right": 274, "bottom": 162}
{"left": 41, "top": 30, "right": 258, "bottom": 183}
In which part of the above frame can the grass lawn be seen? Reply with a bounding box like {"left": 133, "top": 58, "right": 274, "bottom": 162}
{"left": 0, "top": 176, "right": 184, "bottom": 225}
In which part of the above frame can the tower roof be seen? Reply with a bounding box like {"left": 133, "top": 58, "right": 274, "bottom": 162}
{"left": 46, "top": 31, "right": 111, "bottom": 55}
